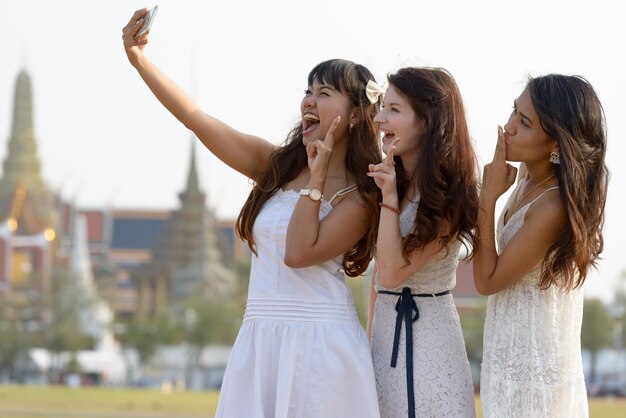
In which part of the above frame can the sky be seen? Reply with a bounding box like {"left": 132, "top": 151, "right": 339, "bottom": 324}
{"left": 0, "top": 0, "right": 624, "bottom": 301}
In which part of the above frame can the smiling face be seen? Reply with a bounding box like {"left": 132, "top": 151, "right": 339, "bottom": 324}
{"left": 300, "top": 80, "right": 352, "bottom": 145}
{"left": 503, "top": 88, "right": 556, "bottom": 163}
{"left": 374, "top": 84, "right": 424, "bottom": 169}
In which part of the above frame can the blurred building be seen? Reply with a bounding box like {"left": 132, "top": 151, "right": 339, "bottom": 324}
{"left": 0, "top": 69, "right": 246, "bottom": 328}
{"left": 0, "top": 69, "right": 57, "bottom": 330}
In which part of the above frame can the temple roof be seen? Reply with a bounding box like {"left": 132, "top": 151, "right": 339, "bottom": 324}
{"left": 112, "top": 217, "right": 168, "bottom": 250}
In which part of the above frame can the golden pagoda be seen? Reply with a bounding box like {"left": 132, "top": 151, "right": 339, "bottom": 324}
{"left": 0, "top": 69, "right": 57, "bottom": 321}
{"left": 0, "top": 70, "right": 55, "bottom": 235}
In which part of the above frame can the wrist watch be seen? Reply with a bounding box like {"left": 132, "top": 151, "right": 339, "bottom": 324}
{"left": 299, "top": 188, "right": 323, "bottom": 202}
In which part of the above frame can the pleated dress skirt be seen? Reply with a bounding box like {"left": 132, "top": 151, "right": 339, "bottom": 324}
{"left": 215, "top": 297, "right": 381, "bottom": 418}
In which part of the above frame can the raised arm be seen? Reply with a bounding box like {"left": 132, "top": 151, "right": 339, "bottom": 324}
{"left": 367, "top": 140, "right": 444, "bottom": 289}
{"left": 121, "top": 9, "right": 276, "bottom": 180}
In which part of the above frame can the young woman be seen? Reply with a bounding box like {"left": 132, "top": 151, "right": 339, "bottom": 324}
{"left": 122, "top": 9, "right": 383, "bottom": 418}
{"left": 367, "top": 67, "right": 478, "bottom": 418}
{"left": 474, "top": 74, "right": 608, "bottom": 417}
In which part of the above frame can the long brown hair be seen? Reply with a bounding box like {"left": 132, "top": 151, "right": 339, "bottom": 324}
{"left": 389, "top": 67, "right": 479, "bottom": 260}
{"left": 236, "top": 59, "right": 381, "bottom": 276}
{"left": 528, "top": 74, "right": 608, "bottom": 290}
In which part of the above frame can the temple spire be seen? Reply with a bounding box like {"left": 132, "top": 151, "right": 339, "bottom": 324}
{"left": 12, "top": 70, "right": 34, "bottom": 137}
{"left": 0, "top": 69, "right": 54, "bottom": 233}
{"left": 149, "top": 136, "right": 233, "bottom": 300}
{"left": 5, "top": 69, "right": 39, "bottom": 181}
{"left": 185, "top": 139, "right": 200, "bottom": 194}
{"left": 2, "top": 69, "right": 39, "bottom": 182}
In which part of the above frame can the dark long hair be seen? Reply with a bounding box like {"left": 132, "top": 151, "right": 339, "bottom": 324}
{"left": 389, "top": 67, "right": 479, "bottom": 260}
{"left": 527, "top": 74, "right": 608, "bottom": 290}
{"left": 236, "top": 59, "right": 381, "bottom": 276}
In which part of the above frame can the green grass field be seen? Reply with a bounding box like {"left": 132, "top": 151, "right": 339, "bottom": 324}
{"left": 0, "top": 385, "right": 218, "bottom": 418}
{"left": 0, "top": 385, "right": 624, "bottom": 417}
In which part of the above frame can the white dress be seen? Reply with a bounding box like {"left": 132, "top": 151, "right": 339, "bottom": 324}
{"left": 371, "top": 200, "right": 476, "bottom": 418}
{"left": 216, "top": 188, "right": 381, "bottom": 418}
{"left": 480, "top": 187, "right": 588, "bottom": 418}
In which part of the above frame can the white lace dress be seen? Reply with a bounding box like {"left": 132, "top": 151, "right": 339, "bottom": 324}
{"left": 216, "top": 188, "right": 380, "bottom": 418}
{"left": 371, "top": 200, "right": 475, "bottom": 418}
{"left": 480, "top": 187, "right": 588, "bottom": 418}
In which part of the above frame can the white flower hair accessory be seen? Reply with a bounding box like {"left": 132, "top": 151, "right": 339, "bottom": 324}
{"left": 365, "top": 80, "right": 387, "bottom": 104}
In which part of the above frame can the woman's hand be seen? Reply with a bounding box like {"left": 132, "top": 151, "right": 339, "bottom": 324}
{"left": 481, "top": 126, "right": 517, "bottom": 201}
{"left": 367, "top": 137, "right": 400, "bottom": 199}
{"left": 306, "top": 116, "right": 340, "bottom": 180}
{"left": 121, "top": 8, "right": 150, "bottom": 67}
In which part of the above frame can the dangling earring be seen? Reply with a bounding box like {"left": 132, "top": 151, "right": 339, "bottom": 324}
{"left": 349, "top": 123, "right": 354, "bottom": 131}
{"left": 549, "top": 149, "right": 560, "bottom": 165}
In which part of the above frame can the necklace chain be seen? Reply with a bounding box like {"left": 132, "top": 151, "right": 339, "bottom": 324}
{"left": 510, "top": 173, "right": 555, "bottom": 215}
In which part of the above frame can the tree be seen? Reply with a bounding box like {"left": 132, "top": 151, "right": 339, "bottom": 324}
{"left": 459, "top": 302, "right": 487, "bottom": 367}
{"left": 184, "top": 295, "right": 242, "bottom": 347}
{"left": 233, "top": 260, "right": 251, "bottom": 307}
{"left": 0, "top": 298, "right": 27, "bottom": 381}
{"left": 117, "top": 318, "right": 160, "bottom": 371}
{"left": 346, "top": 275, "right": 369, "bottom": 327}
{"left": 613, "top": 270, "right": 626, "bottom": 349}
{"left": 183, "top": 295, "right": 242, "bottom": 387}
{"left": 115, "top": 314, "right": 183, "bottom": 385}
{"left": 581, "top": 298, "right": 613, "bottom": 384}
{"left": 44, "top": 269, "right": 95, "bottom": 381}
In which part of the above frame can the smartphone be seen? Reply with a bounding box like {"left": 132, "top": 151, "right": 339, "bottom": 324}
{"left": 134, "top": 5, "right": 158, "bottom": 39}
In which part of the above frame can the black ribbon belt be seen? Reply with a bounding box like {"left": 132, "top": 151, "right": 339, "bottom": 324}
{"left": 377, "top": 287, "right": 450, "bottom": 418}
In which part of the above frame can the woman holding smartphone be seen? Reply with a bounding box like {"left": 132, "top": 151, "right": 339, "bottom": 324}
{"left": 122, "top": 8, "right": 383, "bottom": 418}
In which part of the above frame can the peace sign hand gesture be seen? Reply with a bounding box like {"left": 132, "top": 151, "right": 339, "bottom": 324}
{"left": 306, "top": 116, "right": 340, "bottom": 178}
{"left": 482, "top": 126, "right": 518, "bottom": 201}
{"left": 367, "top": 137, "right": 401, "bottom": 198}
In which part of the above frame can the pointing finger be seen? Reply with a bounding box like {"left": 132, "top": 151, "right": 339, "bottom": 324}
{"left": 493, "top": 125, "right": 507, "bottom": 164}
{"left": 324, "top": 116, "right": 341, "bottom": 149}
{"left": 385, "top": 137, "right": 400, "bottom": 167}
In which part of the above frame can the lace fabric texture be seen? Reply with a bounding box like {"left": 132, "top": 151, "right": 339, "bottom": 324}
{"left": 371, "top": 200, "right": 476, "bottom": 418}
{"left": 480, "top": 198, "right": 588, "bottom": 418}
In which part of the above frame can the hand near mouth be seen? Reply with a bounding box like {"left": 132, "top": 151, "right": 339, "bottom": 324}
{"left": 481, "top": 125, "right": 518, "bottom": 201}
{"left": 368, "top": 137, "right": 400, "bottom": 197}
{"left": 306, "top": 115, "right": 340, "bottom": 180}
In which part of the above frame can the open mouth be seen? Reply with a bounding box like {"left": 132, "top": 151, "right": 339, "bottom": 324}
{"left": 302, "top": 113, "right": 320, "bottom": 135}
{"left": 380, "top": 129, "right": 396, "bottom": 143}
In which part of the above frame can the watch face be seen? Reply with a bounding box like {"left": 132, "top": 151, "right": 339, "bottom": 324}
{"left": 310, "top": 189, "right": 322, "bottom": 201}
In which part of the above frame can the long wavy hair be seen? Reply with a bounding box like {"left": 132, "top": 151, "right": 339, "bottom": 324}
{"left": 388, "top": 67, "right": 479, "bottom": 261}
{"left": 527, "top": 74, "right": 608, "bottom": 290}
{"left": 236, "top": 59, "right": 382, "bottom": 276}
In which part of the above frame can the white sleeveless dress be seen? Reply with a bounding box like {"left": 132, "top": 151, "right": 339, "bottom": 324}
{"left": 480, "top": 186, "right": 588, "bottom": 418}
{"left": 371, "top": 200, "right": 475, "bottom": 418}
{"left": 216, "top": 188, "right": 380, "bottom": 418}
